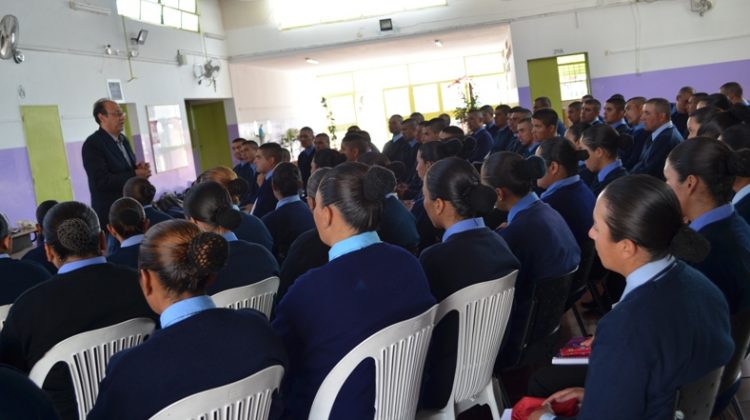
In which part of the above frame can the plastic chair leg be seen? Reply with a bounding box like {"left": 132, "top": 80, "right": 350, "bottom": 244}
{"left": 571, "top": 306, "right": 588, "bottom": 337}
{"left": 732, "top": 396, "right": 746, "bottom": 420}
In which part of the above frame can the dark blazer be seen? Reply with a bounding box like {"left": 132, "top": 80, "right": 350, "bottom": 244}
{"left": 88, "top": 309, "right": 287, "bottom": 420}
{"left": 0, "top": 258, "right": 51, "bottom": 305}
{"left": 383, "top": 138, "right": 411, "bottom": 165}
{"left": 234, "top": 162, "right": 259, "bottom": 207}
{"left": 470, "top": 127, "right": 493, "bottom": 162}
{"left": 207, "top": 239, "right": 279, "bottom": 296}
{"left": 735, "top": 194, "right": 750, "bottom": 225}
{"left": 21, "top": 246, "right": 58, "bottom": 275}
{"left": 572, "top": 262, "right": 733, "bottom": 419}
{"left": 419, "top": 228, "right": 520, "bottom": 409}
{"left": 277, "top": 229, "right": 329, "bottom": 305}
{"left": 252, "top": 178, "right": 278, "bottom": 219}
{"left": 297, "top": 148, "right": 315, "bottom": 189}
{"left": 82, "top": 128, "right": 137, "bottom": 226}
{"left": 631, "top": 126, "right": 683, "bottom": 180}
{"left": 106, "top": 244, "right": 140, "bottom": 270}
{"left": 692, "top": 213, "right": 750, "bottom": 315}
{"left": 541, "top": 180, "right": 596, "bottom": 250}
{"left": 262, "top": 200, "right": 315, "bottom": 264}
{"left": 491, "top": 126, "right": 514, "bottom": 153}
{"left": 234, "top": 213, "right": 274, "bottom": 253}
{"left": 411, "top": 197, "right": 443, "bottom": 255}
{"left": 272, "top": 242, "right": 436, "bottom": 420}
{"left": 379, "top": 196, "right": 420, "bottom": 253}
{"left": 590, "top": 166, "right": 628, "bottom": 197}
{"left": 621, "top": 127, "right": 649, "bottom": 171}
{"left": 0, "top": 263, "right": 156, "bottom": 420}
{"left": 0, "top": 364, "right": 60, "bottom": 420}
{"left": 144, "top": 206, "right": 172, "bottom": 226}
{"left": 671, "top": 110, "right": 689, "bottom": 137}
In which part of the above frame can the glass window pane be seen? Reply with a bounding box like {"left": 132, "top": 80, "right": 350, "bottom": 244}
{"left": 413, "top": 84, "right": 440, "bottom": 113}
{"left": 163, "top": 6, "right": 181, "bottom": 27}
{"left": 179, "top": 0, "right": 196, "bottom": 12}
{"left": 557, "top": 54, "right": 586, "bottom": 65}
{"left": 116, "top": 0, "right": 140, "bottom": 18}
{"left": 472, "top": 75, "right": 505, "bottom": 107}
{"left": 181, "top": 12, "right": 199, "bottom": 31}
{"left": 274, "top": 0, "right": 445, "bottom": 30}
{"left": 408, "top": 58, "right": 464, "bottom": 85}
{"left": 383, "top": 88, "right": 412, "bottom": 117}
{"left": 161, "top": 0, "right": 179, "bottom": 7}
{"left": 326, "top": 95, "right": 357, "bottom": 125}
{"left": 140, "top": 1, "right": 162, "bottom": 24}
{"left": 440, "top": 82, "right": 464, "bottom": 111}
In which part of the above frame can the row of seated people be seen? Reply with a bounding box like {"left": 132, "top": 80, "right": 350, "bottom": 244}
{"left": 1, "top": 130, "right": 749, "bottom": 418}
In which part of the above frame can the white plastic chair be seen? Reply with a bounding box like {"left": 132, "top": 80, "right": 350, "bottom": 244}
{"left": 150, "top": 365, "right": 284, "bottom": 420}
{"left": 0, "top": 304, "right": 11, "bottom": 331}
{"left": 418, "top": 271, "right": 518, "bottom": 420}
{"left": 211, "top": 276, "right": 279, "bottom": 318}
{"left": 308, "top": 305, "right": 438, "bottom": 420}
{"left": 28, "top": 317, "right": 156, "bottom": 420}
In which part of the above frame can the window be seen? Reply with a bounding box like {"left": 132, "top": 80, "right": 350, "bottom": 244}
{"left": 272, "top": 0, "right": 446, "bottom": 30}
{"left": 116, "top": 0, "right": 199, "bottom": 32}
{"left": 557, "top": 54, "right": 589, "bottom": 101}
{"left": 146, "top": 105, "right": 190, "bottom": 173}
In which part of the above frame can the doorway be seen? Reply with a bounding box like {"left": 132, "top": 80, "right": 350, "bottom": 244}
{"left": 185, "top": 100, "right": 232, "bottom": 173}
{"left": 528, "top": 53, "right": 591, "bottom": 125}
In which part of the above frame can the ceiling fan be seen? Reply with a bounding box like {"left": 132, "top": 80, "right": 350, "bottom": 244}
{"left": 0, "top": 14, "right": 24, "bottom": 64}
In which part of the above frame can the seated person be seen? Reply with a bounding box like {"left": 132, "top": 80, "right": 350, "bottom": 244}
{"left": 0, "top": 364, "right": 60, "bottom": 420}
{"left": 272, "top": 162, "right": 436, "bottom": 419}
{"left": 481, "top": 153, "right": 580, "bottom": 370}
{"left": 21, "top": 200, "right": 59, "bottom": 274}
{"left": 536, "top": 138, "right": 596, "bottom": 249}
{"left": 261, "top": 163, "right": 314, "bottom": 264}
{"left": 368, "top": 165, "right": 419, "bottom": 253}
{"left": 722, "top": 124, "right": 750, "bottom": 223}
{"left": 418, "top": 157, "right": 520, "bottom": 409}
{"left": 664, "top": 139, "right": 750, "bottom": 315}
{"left": 630, "top": 98, "right": 683, "bottom": 180}
{"left": 340, "top": 132, "right": 370, "bottom": 163}
{"left": 123, "top": 177, "right": 172, "bottom": 226}
{"left": 529, "top": 175, "right": 733, "bottom": 420}
{"left": 106, "top": 197, "right": 148, "bottom": 269}
{"left": 603, "top": 97, "right": 632, "bottom": 135}
{"left": 0, "top": 201, "right": 155, "bottom": 420}
{"left": 0, "top": 214, "right": 51, "bottom": 305}
{"left": 311, "top": 148, "right": 346, "bottom": 172}
{"left": 579, "top": 125, "right": 631, "bottom": 196}
{"left": 563, "top": 123, "right": 596, "bottom": 188}
{"left": 89, "top": 221, "right": 287, "bottom": 419}
{"left": 251, "top": 143, "right": 282, "bottom": 218}
{"left": 277, "top": 168, "right": 332, "bottom": 304}
{"left": 196, "top": 167, "right": 273, "bottom": 252}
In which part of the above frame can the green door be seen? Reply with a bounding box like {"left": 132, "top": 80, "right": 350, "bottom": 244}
{"left": 528, "top": 57, "right": 564, "bottom": 119}
{"left": 21, "top": 105, "right": 74, "bottom": 203}
{"left": 187, "top": 101, "right": 231, "bottom": 172}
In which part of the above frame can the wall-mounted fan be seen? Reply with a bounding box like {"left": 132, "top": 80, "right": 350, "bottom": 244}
{"left": 0, "top": 15, "right": 24, "bottom": 64}
{"left": 194, "top": 60, "right": 220, "bottom": 90}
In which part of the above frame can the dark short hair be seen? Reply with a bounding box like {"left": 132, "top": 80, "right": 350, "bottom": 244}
{"left": 108, "top": 197, "right": 146, "bottom": 238}
{"left": 720, "top": 82, "right": 743, "bottom": 98}
{"left": 123, "top": 177, "right": 157, "bottom": 205}
{"left": 36, "top": 200, "right": 59, "bottom": 227}
{"left": 341, "top": 133, "right": 368, "bottom": 155}
{"left": 272, "top": 162, "right": 303, "bottom": 197}
{"left": 645, "top": 98, "right": 671, "bottom": 116}
{"left": 606, "top": 97, "right": 626, "bottom": 112}
{"left": 259, "top": 142, "right": 283, "bottom": 163}
{"left": 93, "top": 98, "right": 112, "bottom": 125}
{"left": 183, "top": 181, "right": 242, "bottom": 231}
{"left": 481, "top": 153, "right": 546, "bottom": 197}
{"left": 231, "top": 137, "right": 246, "bottom": 144}
{"left": 567, "top": 101, "right": 582, "bottom": 111}
{"left": 583, "top": 99, "right": 601, "bottom": 111}
{"left": 243, "top": 140, "right": 259, "bottom": 149}
{"left": 722, "top": 124, "right": 750, "bottom": 151}
{"left": 313, "top": 149, "right": 346, "bottom": 168}
{"left": 532, "top": 108, "right": 559, "bottom": 128}
{"left": 538, "top": 137, "right": 589, "bottom": 175}
{"left": 307, "top": 167, "right": 332, "bottom": 198}
{"left": 581, "top": 125, "right": 633, "bottom": 159}
{"left": 495, "top": 104, "right": 512, "bottom": 115}
{"left": 534, "top": 97, "right": 552, "bottom": 108}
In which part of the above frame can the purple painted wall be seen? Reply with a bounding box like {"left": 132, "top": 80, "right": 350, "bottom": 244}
{"left": 65, "top": 141, "right": 90, "bottom": 205}
{"left": 0, "top": 147, "right": 38, "bottom": 227}
{"left": 518, "top": 86, "right": 532, "bottom": 109}
{"left": 228, "top": 123, "right": 241, "bottom": 167}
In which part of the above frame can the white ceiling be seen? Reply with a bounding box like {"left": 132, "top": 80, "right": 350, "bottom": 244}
{"left": 232, "top": 23, "right": 510, "bottom": 73}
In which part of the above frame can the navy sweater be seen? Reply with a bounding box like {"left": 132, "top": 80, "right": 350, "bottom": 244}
{"left": 541, "top": 180, "right": 596, "bottom": 250}
{"left": 411, "top": 197, "right": 443, "bottom": 255}
{"left": 379, "top": 196, "right": 420, "bottom": 253}
{"left": 470, "top": 127, "right": 493, "bottom": 162}
{"left": 106, "top": 244, "right": 139, "bottom": 270}
{"left": 89, "top": 309, "right": 288, "bottom": 420}
{"left": 262, "top": 200, "right": 315, "bottom": 264}
{"left": 277, "top": 229, "right": 329, "bottom": 304}
{"left": 234, "top": 213, "right": 274, "bottom": 253}
{"left": 21, "top": 246, "right": 57, "bottom": 275}
{"left": 621, "top": 127, "right": 649, "bottom": 171}
{"left": 252, "top": 179, "right": 278, "bottom": 219}
{"left": 207, "top": 240, "right": 279, "bottom": 296}
{"left": 144, "top": 206, "right": 172, "bottom": 226}
{"left": 272, "top": 242, "right": 436, "bottom": 420}
{"left": 691, "top": 213, "right": 750, "bottom": 315}
{"left": 419, "top": 228, "right": 520, "bottom": 409}
{"left": 571, "top": 262, "right": 733, "bottom": 419}
{"left": 0, "top": 364, "right": 60, "bottom": 420}
{"left": 0, "top": 258, "right": 51, "bottom": 305}
{"left": 590, "top": 166, "right": 628, "bottom": 197}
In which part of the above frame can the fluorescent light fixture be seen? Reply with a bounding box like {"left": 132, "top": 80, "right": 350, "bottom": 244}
{"left": 305, "top": 57, "right": 319, "bottom": 64}
{"left": 69, "top": 0, "right": 112, "bottom": 15}
{"left": 434, "top": 39, "right": 443, "bottom": 47}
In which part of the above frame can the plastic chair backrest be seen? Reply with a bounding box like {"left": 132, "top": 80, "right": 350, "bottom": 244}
{"left": 518, "top": 270, "right": 576, "bottom": 365}
{"left": 150, "top": 365, "right": 285, "bottom": 420}
{"left": 308, "top": 305, "right": 438, "bottom": 420}
{"left": 0, "top": 304, "right": 10, "bottom": 331}
{"left": 28, "top": 318, "right": 156, "bottom": 420}
{"left": 674, "top": 366, "right": 724, "bottom": 420}
{"left": 719, "top": 308, "right": 750, "bottom": 393}
{"left": 436, "top": 271, "right": 517, "bottom": 403}
{"left": 211, "top": 276, "right": 279, "bottom": 318}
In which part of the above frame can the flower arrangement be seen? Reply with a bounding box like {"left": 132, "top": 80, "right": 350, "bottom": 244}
{"left": 450, "top": 76, "right": 479, "bottom": 123}
{"left": 321, "top": 97, "right": 338, "bottom": 148}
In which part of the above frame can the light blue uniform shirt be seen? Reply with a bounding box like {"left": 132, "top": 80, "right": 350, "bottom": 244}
{"left": 160, "top": 295, "right": 216, "bottom": 328}
{"left": 507, "top": 192, "right": 540, "bottom": 224}
{"left": 732, "top": 184, "right": 750, "bottom": 206}
{"left": 222, "top": 231, "right": 239, "bottom": 242}
{"left": 276, "top": 195, "right": 302, "bottom": 210}
{"left": 57, "top": 256, "right": 108, "bottom": 275}
{"left": 442, "top": 218, "right": 485, "bottom": 242}
{"left": 120, "top": 234, "right": 144, "bottom": 249}
{"left": 651, "top": 121, "right": 673, "bottom": 141}
{"left": 0, "top": 254, "right": 9, "bottom": 259}
{"left": 620, "top": 256, "right": 675, "bottom": 302}
{"left": 328, "top": 231, "right": 382, "bottom": 261}
{"left": 540, "top": 175, "right": 580, "bottom": 200}
{"left": 689, "top": 204, "right": 734, "bottom": 232}
{"left": 597, "top": 160, "right": 623, "bottom": 183}
{"left": 609, "top": 119, "right": 628, "bottom": 129}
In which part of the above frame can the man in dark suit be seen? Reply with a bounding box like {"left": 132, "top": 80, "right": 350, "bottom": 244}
{"left": 296, "top": 126, "right": 315, "bottom": 191}
{"left": 82, "top": 99, "right": 151, "bottom": 228}
{"left": 631, "top": 97, "right": 683, "bottom": 180}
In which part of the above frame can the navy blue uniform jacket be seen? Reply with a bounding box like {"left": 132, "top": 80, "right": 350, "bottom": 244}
{"left": 541, "top": 180, "right": 596, "bottom": 250}
{"left": 277, "top": 229, "right": 329, "bottom": 304}
{"left": 234, "top": 213, "right": 274, "bottom": 253}
{"left": 207, "top": 239, "right": 279, "bottom": 296}
{"left": 379, "top": 196, "right": 420, "bottom": 253}
{"left": 272, "top": 242, "right": 436, "bottom": 420}
{"left": 736, "top": 194, "right": 750, "bottom": 225}
{"left": 252, "top": 179, "right": 278, "bottom": 219}
{"left": 89, "top": 309, "right": 288, "bottom": 420}
{"left": 262, "top": 201, "right": 315, "bottom": 263}
{"left": 21, "top": 246, "right": 58, "bottom": 275}
{"left": 144, "top": 206, "right": 172, "bottom": 226}
{"left": 631, "top": 126, "right": 683, "bottom": 180}
{"left": 0, "top": 258, "right": 51, "bottom": 305}
{"left": 590, "top": 166, "right": 628, "bottom": 197}
{"left": 106, "top": 244, "right": 140, "bottom": 270}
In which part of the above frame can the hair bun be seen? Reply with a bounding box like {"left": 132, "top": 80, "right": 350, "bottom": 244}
{"left": 214, "top": 206, "right": 242, "bottom": 230}
{"left": 363, "top": 166, "right": 391, "bottom": 202}
{"left": 57, "top": 218, "right": 94, "bottom": 253}
{"left": 669, "top": 225, "right": 710, "bottom": 263}
{"left": 466, "top": 184, "right": 497, "bottom": 215}
{"left": 733, "top": 148, "right": 750, "bottom": 177}
{"left": 187, "top": 232, "right": 229, "bottom": 278}
{"left": 522, "top": 155, "right": 547, "bottom": 180}
{"left": 119, "top": 208, "right": 142, "bottom": 226}
{"left": 441, "top": 138, "right": 463, "bottom": 158}
{"left": 227, "top": 178, "right": 249, "bottom": 197}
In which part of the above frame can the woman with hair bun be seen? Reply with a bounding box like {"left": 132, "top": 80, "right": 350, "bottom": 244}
{"left": 123, "top": 176, "right": 172, "bottom": 226}
{"left": 664, "top": 138, "right": 750, "bottom": 315}
{"left": 106, "top": 197, "right": 149, "bottom": 269}
{"left": 580, "top": 125, "right": 631, "bottom": 196}
{"left": 272, "top": 162, "right": 436, "bottom": 419}
{"left": 536, "top": 137, "right": 596, "bottom": 249}
{"left": 418, "top": 157, "right": 520, "bottom": 409}
{"left": 89, "top": 220, "right": 287, "bottom": 420}
{"left": 195, "top": 166, "right": 273, "bottom": 252}
{"left": 530, "top": 175, "right": 733, "bottom": 420}
{"left": 481, "top": 152, "right": 580, "bottom": 370}
{"left": 0, "top": 201, "right": 155, "bottom": 420}
{"left": 183, "top": 181, "right": 278, "bottom": 296}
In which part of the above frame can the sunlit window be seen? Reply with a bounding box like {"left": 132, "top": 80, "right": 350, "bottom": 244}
{"left": 272, "top": 0, "right": 446, "bottom": 30}
{"left": 557, "top": 54, "right": 589, "bottom": 101}
{"left": 116, "top": 0, "right": 199, "bottom": 32}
